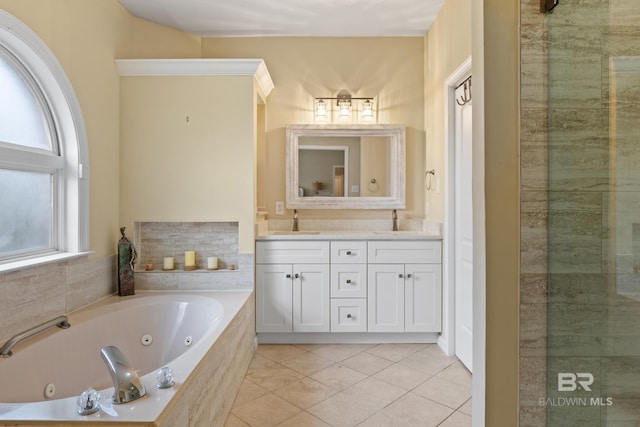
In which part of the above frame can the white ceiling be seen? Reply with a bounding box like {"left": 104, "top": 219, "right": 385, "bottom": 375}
{"left": 117, "top": 0, "right": 446, "bottom": 37}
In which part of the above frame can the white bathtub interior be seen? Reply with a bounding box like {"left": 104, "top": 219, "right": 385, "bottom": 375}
{"left": 0, "top": 290, "right": 251, "bottom": 423}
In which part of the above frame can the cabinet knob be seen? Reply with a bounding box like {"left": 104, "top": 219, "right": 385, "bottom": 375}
{"left": 346, "top": 313, "right": 352, "bottom": 319}
{"left": 294, "top": 273, "right": 300, "bottom": 279}
{"left": 346, "top": 279, "right": 352, "bottom": 284}
{"left": 346, "top": 251, "right": 352, "bottom": 255}
{"left": 399, "top": 274, "right": 404, "bottom": 278}
{"left": 286, "top": 274, "right": 292, "bottom": 279}
{"left": 406, "top": 273, "right": 412, "bottom": 278}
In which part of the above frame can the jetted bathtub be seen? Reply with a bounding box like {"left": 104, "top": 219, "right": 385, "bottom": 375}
{"left": 0, "top": 290, "right": 252, "bottom": 424}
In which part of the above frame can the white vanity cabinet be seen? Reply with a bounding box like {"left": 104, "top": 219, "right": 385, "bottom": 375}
{"left": 368, "top": 241, "right": 442, "bottom": 333}
{"left": 256, "top": 238, "right": 442, "bottom": 341}
{"left": 256, "top": 241, "right": 330, "bottom": 333}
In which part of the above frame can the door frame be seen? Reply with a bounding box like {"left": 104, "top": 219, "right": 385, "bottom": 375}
{"left": 440, "top": 56, "right": 473, "bottom": 356}
{"left": 440, "top": 56, "right": 486, "bottom": 425}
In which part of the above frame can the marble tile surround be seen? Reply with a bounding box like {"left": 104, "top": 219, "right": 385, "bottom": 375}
{"left": 520, "top": 0, "right": 640, "bottom": 425}
{"left": 0, "top": 255, "right": 116, "bottom": 343}
{"left": 135, "top": 221, "right": 239, "bottom": 270}
{"left": 133, "top": 221, "right": 253, "bottom": 291}
{"left": 0, "top": 222, "right": 254, "bottom": 345}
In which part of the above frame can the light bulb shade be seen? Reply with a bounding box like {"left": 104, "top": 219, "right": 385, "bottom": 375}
{"left": 362, "top": 99, "right": 374, "bottom": 117}
{"left": 315, "top": 99, "right": 327, "bottom": 117}
{"left": 338, "top": 99, "right": 351, "bottom": 117}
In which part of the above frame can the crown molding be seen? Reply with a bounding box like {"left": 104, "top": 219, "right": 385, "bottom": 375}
{"left": 115, "top": 58, "right": 274, "bottom": 98}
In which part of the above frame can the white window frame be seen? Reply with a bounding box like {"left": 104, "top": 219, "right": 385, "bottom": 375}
{"left": 0, "top": 10, "right": 89, "bottom": 272}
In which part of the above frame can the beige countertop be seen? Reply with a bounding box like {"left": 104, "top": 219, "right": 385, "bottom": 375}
{"left": 256, "top": 230, "right": 442, "bottom": 241}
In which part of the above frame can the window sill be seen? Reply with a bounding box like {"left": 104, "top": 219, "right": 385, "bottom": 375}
{"left": 0, "top": 251, "right": 94, "bottom": 274}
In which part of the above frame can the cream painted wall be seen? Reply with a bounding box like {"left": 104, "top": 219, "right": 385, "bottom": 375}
{"left": 202, "top": 37, "right": 426, "bottom": 221}
{"left": 119, "top": 75, "right": 257, "bottom": 252}
{"left": 423, "top": 0, "right": 472, "bottom": 222}
{"left": 0, "top": 0, "right": 201, "bottom": 258}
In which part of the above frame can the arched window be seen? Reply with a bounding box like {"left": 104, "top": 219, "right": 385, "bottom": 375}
{"left": 0, "top": 11, "right": 89, "bottom": 270}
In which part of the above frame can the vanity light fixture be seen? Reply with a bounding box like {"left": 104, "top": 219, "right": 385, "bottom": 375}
{"left": 314, "top": 91, "right": 376, "bottom": 123}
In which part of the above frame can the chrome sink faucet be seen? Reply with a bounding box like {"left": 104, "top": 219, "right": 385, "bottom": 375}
{"left": 392, "top": 209, "right": 398, "bottom": 231}
{"left": 100, "top": 346, "right": 146, "bottom": 404}
{"left": 292, "top": 209, "right": 299, "bottom": 232}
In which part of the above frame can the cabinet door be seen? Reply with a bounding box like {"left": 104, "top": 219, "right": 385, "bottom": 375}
{"left": 256, "top": 264, "right": 293, "bottom": 333}
{"left": 331, "top": 263, "right": 367, "bottom": 298}
{"left": 331, "top": 241, "right": 367, "bottom": 263}
{"left": 292, "top": 264, "right": 330, "bottom": 332}
{"left": 331, "top": 298, "right": 367, "bottom": 332}
{"left": 404, "top": 264, "right": 442, "bottom": 332}
{"left": 368, "top": 264, "right": 405, "bottom": 332}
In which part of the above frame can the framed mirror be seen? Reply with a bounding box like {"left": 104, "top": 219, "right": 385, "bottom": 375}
{"left": 286, "top": 124, "right": 405, "bottom": 209}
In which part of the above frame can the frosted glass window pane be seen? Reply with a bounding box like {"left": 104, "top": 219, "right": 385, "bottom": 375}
{"left": 0, "top": 169, "right": 53, "bottom": 256}
{"left": 0, "top": 50, "right": 53, "bottom": 151}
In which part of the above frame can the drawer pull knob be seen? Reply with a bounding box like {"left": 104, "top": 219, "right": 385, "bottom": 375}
{"left": 346, "top": 279, "right": 352, "bottom": 284}
{"left": 286, "top": 274, "right": 292, "bottom": 279}
{"left": 346, "top": 251, "right": 352, "bottom": 255}
{"left": 346, "top": 314, "right": 352, "bottom": 319}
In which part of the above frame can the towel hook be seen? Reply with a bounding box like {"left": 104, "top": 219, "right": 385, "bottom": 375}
{"left": 456, "top": 77, "right": 472, "bottom": 106}
{"left": 425, "top": 170, "right": 435, "bottom": 191}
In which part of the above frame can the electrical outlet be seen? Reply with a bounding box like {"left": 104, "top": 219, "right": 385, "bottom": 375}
{"left": 275, "top": 201, "right": 285, "bottom": 215}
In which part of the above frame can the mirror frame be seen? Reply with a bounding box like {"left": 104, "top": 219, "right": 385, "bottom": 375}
{"left": 286, "top": 124, "right": 406, "bottom": 209}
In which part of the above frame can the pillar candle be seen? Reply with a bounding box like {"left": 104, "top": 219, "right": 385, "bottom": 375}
{"left": 163, "top": 257, "right": 174, "bottom": 270}
{"left": 207, "top": 256, "right": 218, "bottom": 269}
{"left": 185, "top": 251, "right": 196, "bottom": 267}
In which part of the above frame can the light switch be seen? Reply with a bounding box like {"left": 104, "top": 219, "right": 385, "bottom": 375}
{"left": 275, "top": 201, "right": 285, "bottom": 215}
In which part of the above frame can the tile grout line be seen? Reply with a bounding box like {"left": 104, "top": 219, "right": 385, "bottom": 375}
{"left": 228, "top": 344, "right": 471, "bottom": 427}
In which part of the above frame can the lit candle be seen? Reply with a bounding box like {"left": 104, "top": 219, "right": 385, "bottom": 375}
{"left": 207, "top": 256, "right": 218, "bottom": 269}
{"left": 163, "top": 257, "right": 174, "bottom": 270}
{"left": 184, "top": 251, "right": 196, "bottom": 267}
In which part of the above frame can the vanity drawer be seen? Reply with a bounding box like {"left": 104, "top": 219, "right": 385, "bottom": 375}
{"left": 368, "top": 241, "right": 441, "bottom": 264}
{"left": 256, "top": 241, "right": 330, "bottom": 264}
{"left": 331, "top": 264, "right": 367, "bottom": 298}
{"left": 331, "top": 241, "right": 367, "bottom": 263}
{"left": 331, "top": 299, "right": 367, "bottom": 332}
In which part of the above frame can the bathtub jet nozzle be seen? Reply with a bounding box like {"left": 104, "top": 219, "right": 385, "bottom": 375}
{"left": 100, "top": 345, "right": 146, "bottom": 404}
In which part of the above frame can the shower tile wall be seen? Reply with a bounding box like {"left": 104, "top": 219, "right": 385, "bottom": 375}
{"left": 520, "top": 1, "right": 550, "bottom": 424}
{"left": 520, "top": 0, "right": 640, "bottom": 425}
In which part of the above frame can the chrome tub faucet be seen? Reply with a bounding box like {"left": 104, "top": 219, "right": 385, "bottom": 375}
{"left": 100, "top": 346, "right": 146, "bottom": 404}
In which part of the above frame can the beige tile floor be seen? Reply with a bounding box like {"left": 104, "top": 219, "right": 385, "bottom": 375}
{"left": 225, "top": 343, "right": 472, "bottom": 427}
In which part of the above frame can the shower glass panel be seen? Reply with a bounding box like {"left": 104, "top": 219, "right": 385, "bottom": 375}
{"left": 547, "top": 1, "right": 640, "bottom": 425}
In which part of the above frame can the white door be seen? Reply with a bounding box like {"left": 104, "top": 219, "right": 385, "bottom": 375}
{"left": 454, "top": 78, "right": 474, "bottom": 371}
{"left": 405, "top": 263, "right": 442, "bottom": 332}
{"left": 368, "top": 264, "right": 405, "bottom": 332}
{"left": 292, "top": 263, "right": 330, "bottom": 332}
{"left": 256, "top": 264, "right": 293, "bottom": 333}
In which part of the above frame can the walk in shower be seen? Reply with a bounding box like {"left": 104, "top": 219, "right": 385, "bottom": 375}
{"left": 545, "top": 1, "right": 640, "bottom": 425}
